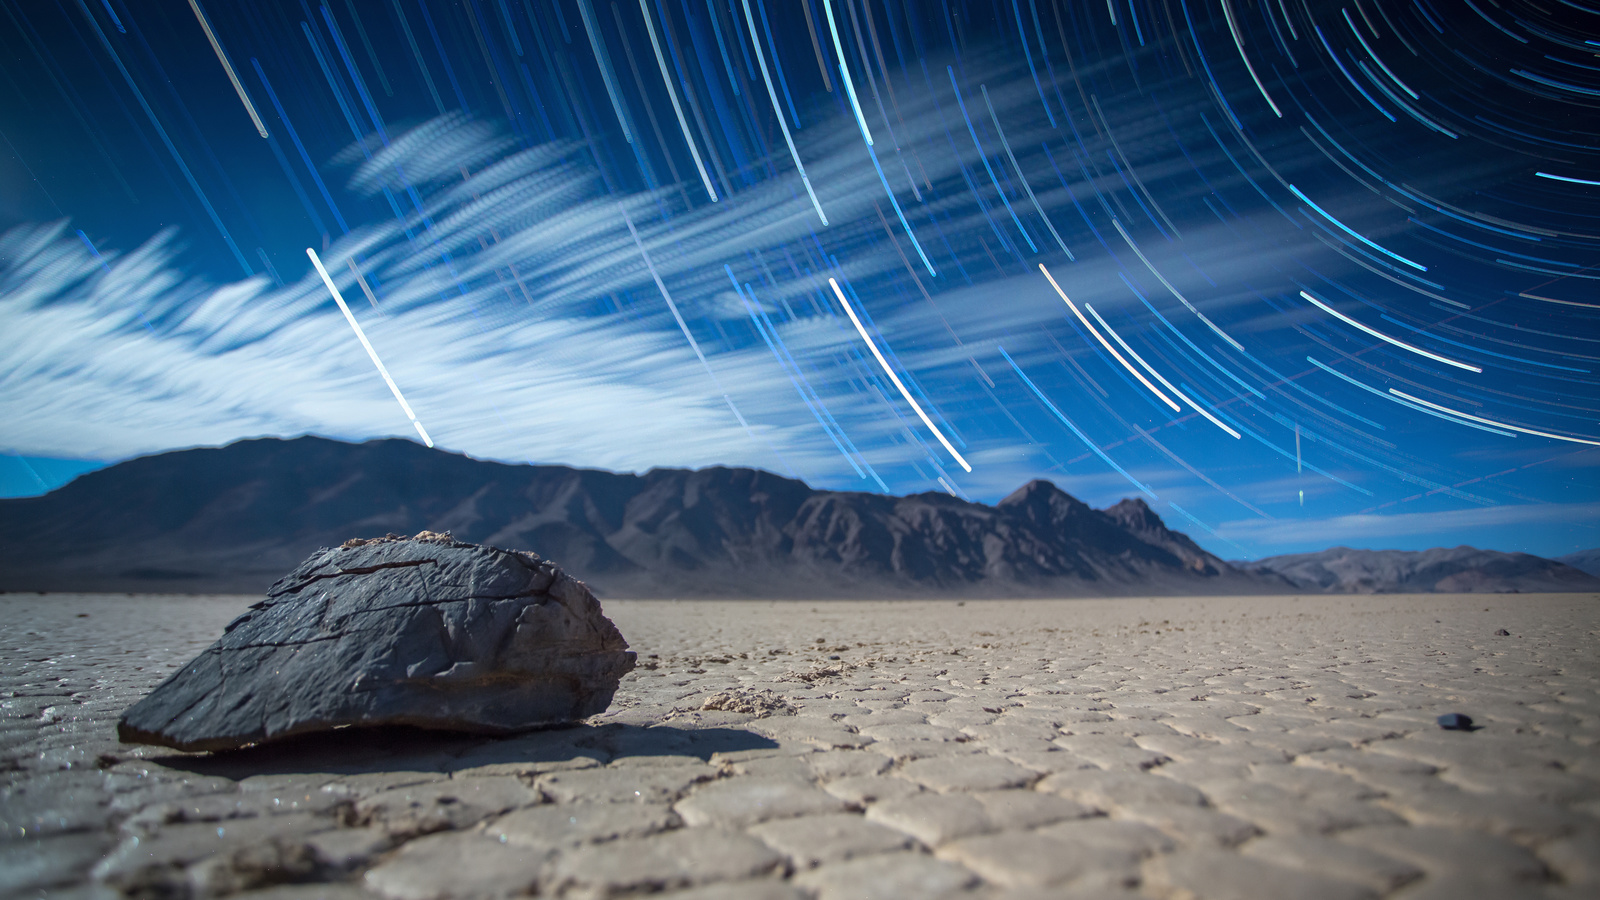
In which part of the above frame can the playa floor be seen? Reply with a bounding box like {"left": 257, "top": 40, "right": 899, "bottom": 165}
{"left": 3, "top": 592, "right": 1597, "bottom": 899}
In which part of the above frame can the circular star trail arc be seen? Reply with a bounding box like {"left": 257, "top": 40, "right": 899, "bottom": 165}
{"left": 0, "top": 0, "right": 1595, "bottom": 558}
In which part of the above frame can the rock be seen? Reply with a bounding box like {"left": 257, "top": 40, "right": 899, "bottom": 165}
{"left": 1436, "top": 713, "right": 1473, "bottom": 731}
{"left": 1495, "top": 628, "right": 1511, "bottom": 636}
{"left": 117, "top": 533, "right": 635, "bottom": 751}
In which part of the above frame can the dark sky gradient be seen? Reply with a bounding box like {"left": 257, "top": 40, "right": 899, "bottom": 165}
{"left": 1, "top": 0, "right": 1596, "bottom": 560}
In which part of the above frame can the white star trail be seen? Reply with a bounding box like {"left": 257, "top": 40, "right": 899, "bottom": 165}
{"left": 306, "top": 247, "right": 432, "bottom": 447}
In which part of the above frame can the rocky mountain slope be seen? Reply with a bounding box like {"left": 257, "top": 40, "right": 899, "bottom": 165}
{"left": 0, "top": 436, "right": 1280, "bottom": 598}
{"left": 1241, "top": 546, "right": 1600, "bottom": 594}
{"left": 1556, "top": 548, "right": 1600, "bottom": 578}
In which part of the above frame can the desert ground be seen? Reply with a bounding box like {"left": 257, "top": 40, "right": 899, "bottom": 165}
{"left": 2, "top": 591, "right": 1597, "bottom": 899}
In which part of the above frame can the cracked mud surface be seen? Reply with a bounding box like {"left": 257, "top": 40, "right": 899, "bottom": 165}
{"left": 3, "top": 591, "right": 1597, "bottom": 899}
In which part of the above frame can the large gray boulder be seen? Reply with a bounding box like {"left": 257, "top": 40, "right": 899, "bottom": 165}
{"left": 118, "top": 532, "right": 636, "bottom": 751}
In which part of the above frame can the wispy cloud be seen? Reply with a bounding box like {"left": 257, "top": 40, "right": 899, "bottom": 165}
{"left": 3, "top": 62, "right": 1279, "bottom": 492}
{"left": 1217, "top": 502, "right": 1600, "bottom": 557}
{"left": 4, "top": 87, "right": 1090, "bottom": 489}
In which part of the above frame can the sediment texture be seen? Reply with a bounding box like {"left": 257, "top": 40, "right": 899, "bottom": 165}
{"left": 4, "top": 592, "right": 1597, "bottom": 898}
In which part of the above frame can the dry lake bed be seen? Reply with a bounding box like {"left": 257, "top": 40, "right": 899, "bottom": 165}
{"left": 2, "top": 591, "right": 1597, "bottom": 899}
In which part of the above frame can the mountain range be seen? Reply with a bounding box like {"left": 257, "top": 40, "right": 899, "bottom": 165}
{"left": 1237, "top": 546, "right": 1600, "bottom": 595}
{"left": 1555, "top": 548, "right": 1600, "bottom": 578}
{"left": 1, "top": 437, "right": 1595, "bottom": 598}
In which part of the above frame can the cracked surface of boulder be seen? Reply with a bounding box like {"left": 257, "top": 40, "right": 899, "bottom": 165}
{"left": 117, "top": 533, "right": 636, "bottom": 751}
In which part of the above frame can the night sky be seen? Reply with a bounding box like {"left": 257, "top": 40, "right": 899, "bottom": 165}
{"left": 1, "top": 0, "right": 1596, "bottom": 561}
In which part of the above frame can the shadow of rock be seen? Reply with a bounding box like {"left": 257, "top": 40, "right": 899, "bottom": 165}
{"left": 149, "top": 722, "right": 778, "bottom": 781}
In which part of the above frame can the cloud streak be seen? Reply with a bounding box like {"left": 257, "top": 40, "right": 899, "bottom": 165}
{"left": 5, "top": 56, "right": 1268, "bottom": 486}
{"left": 1218, "top": 502, "right": 1600, "bottom": 557}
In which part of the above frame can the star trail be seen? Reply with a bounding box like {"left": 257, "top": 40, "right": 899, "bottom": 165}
{"left": 0, "top": 0, "right": 1596, "bottom": 559}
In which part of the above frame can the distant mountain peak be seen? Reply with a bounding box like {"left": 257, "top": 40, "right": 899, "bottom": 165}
{"left": 1102, "top": 497, "right": 1162, "bottom": 533}
{"left": 1556, "top": 548, "right": 1600, "bottom": 578}
{"left": 999, "top": 478, "right": 1067, "bottom": 501}
{"left": 995, "top": 478, "right": 1093, "bottom": 522}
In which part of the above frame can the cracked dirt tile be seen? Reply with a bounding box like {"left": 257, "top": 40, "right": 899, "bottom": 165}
{"left": 863, "top": 788, "right": 1090, "bottom": 846}
{"left": 792, "top": 851, "right": 981, "bottom": 900}
{"left": 1338, "top": 824, "right": 1553, "bottom": 883}
{"left": 895, "top": 754, "right": 1042, "bottom": 792}
{"left": 0, "top": 831, "right": 113, "bottom": 896}
{"left": 1145, "top": 848, "right": 1379, "bottom": 900}
{"left": 1113, "top": 802, "right": 1261, "bottom": 847}
{"left": 1051, "top": 734, "right": 1171, "bottom": 772}
{"left": 363, "top": 831, "right": 547, "bottom": 900}
{"left": 1239, "top": 834, "right": 1424, "bottom": 893}
{"left": 749, "top": 811, "right": 916, "bottom": 867}
{"left": 547, "top": 827, "right": 784, "bottom": 896}
{"left": 1036, "top": 768, "right": 1208, "bottom": 811}
{"left": 1533, "top": 830, "right": 1600, "bottom": 887}
{"left": 936, "top": 830, "right": 1141, "bottom": 889}
{"left": 652, "top": 879, "right": 809, "bottom": 900}
{"left": 534, "top": 762, "right": 717, "bottom": 804}
{"left": 674, "top": 776, "right": 848, "bottom": 827}
{"left": 484, "top": 801, "right": 681, "bottom": 846}
{"left": 820, "top": 772, "right": 925, "bottom": 806}
{"left": 352, "top": 775, "right": 540, "bottom": 838}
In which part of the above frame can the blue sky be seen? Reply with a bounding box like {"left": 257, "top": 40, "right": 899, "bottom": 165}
{"left": 1, "top": 1, "right": 1596, "bottom": 560}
